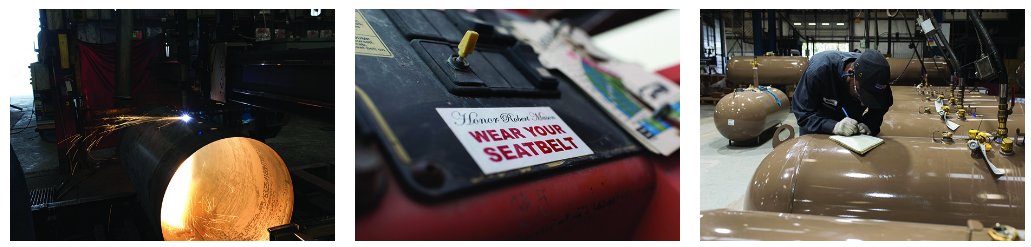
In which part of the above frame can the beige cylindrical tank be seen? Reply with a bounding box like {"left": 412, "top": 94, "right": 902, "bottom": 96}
{"left": 878, "top": 111, "right": 1025, "bottom": 137}
{"left": 713, "top": 87, "right": 790, "bottom": 142}
{"left": 700, "top": 209, "right": 1003, "bottom": 241}
{"left": 725, "top": 56, "right": 807, "bottom": 86}
{"left": 725, "top": 57, "right": 950, "bottom": 86}
{"left": 885, "top": 58, "right": 951, "bottom": 85}
{"left": 893, "top": 93, "right": 997, "bottom": 102}
{"left": 890, "top": 101, "right": 1024, "bottom": 116}
{"left": 746, "top": 134, "right": 1024, "bottom": 229}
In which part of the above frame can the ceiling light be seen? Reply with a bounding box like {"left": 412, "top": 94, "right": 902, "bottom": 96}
{"left": 794, "top": 23, "right": 802, "bottom": 25}
{"left": 808, "top": 23, "right": 816, "bottom": 25}
{"left": 837, "top": 23, "right": 845, "bottom": 26}
{"left": 822, "top": 23, "right": 830, "bottom": 25}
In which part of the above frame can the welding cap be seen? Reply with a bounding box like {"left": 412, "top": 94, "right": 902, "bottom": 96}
{"left": 853, "top": 49, "right": 893, "bottom": 109}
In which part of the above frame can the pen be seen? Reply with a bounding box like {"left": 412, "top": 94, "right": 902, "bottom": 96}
{"left": 842, "top": 107, "right": 850, "bottom": 118}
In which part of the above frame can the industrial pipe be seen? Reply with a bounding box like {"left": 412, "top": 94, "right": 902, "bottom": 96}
{"left": 115, "top": 9, "right": 133, "bottom": 108}
{"left": 118, "top": 105, "right": 293, "bottom": 241}
{"left": 713, "top": 87, "right": 789, "bottom": 143}
{"left": 700, "top": 209, "right": 1007, "bottom": 241}
{"left": 746, "top": 134, "right": 1024, "bottom": 229}
{"left": 967, "top": 10, "right": 1010, "bottom": 140}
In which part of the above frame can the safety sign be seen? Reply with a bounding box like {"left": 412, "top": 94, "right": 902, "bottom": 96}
{"left": 436, "top": 107, "right": 594, "bottom": 174}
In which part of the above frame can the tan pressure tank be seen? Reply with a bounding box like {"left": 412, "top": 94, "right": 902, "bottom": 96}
{"left": 894, "top": 93, "right": 997, "bottom": 102}
{"left": 878, "top": 111, "right": 1025, "bottom": 137}
{"left": 700, "top": 209, "right": 1011, "bottom": 241}
{"left": 725, "top": 56, "right": 807, "bottom": 86}
{"left": 890, "top": 101, "right": 1024, "bottom": 116}
{"left": 725, "top": 57, "right": 949, "bottom": 86}
{"left": 713, "top": 86, "right": 790, "bottom": 143}
{"left": 885, "top": 58, "right": 951, "bottom": 85}
{"left": 746, "top": 134, "right": 1024, "bottom": 229}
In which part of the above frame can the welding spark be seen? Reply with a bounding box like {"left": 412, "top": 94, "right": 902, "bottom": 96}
{"left": 59, "top": 114, "right": 193, "bottom": 174}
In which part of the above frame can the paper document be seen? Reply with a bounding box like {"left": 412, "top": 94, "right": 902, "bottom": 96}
{"left": 829, "top": 135, "right": 884, "bottom": 155}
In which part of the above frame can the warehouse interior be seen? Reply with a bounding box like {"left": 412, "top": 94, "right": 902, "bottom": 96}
{"left": 9, "top": 9, "right": 334, "bottom": 240}
{"left": 699, "top": 9, "right": 1025, "bottom": 240}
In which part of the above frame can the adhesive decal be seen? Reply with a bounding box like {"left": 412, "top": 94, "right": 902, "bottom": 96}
{"left": 355, "top": 10, "right": 393, "bottom": 58}
{"left": 436, "top": 107, "right": 594, "bottom": 175}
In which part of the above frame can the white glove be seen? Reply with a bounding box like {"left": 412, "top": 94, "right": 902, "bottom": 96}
{"left": 857, "top": 123, "right": 871, "bottom": 135}
{"left": 833, "top": 118, "right": 859, "bottom": 136}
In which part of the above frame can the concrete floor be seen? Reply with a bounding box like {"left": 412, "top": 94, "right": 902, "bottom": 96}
{"left": 10, "top": 94, "right": 64, "bottom": 189}
{"left": 699, "top": 104, "right": 799, "bottom": 211}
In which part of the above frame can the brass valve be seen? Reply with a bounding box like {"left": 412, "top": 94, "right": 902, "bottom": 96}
{"left": 941, "top": 106, "right": 950, "bottom": 113}
{"left": 969, "top": 129, "right": 979, "bottom": 140}
{"left": 957, "top": 109, "right": 966, "bottom": 119}
{"left": 988, "top": 223, "right": 1020, "bottom": 241}
{"left": 975, "top": 132, "right": 993, "bottom": 151}
{"left": 938, "top": 95, "right": 946, "bottom": 100}
{"left": 923, "top": 107, "right": 931, "bottom": 114}
{"left": 925, "top": 96, "right": 931, "bottom": 101}
{"left": 1000, "top": 138, "right": 1014, "bottom": 154}
{"left": 942, "top": 131, "right": 953, "bottom": 140}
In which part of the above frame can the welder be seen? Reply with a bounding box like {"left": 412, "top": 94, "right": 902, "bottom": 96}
{"left": 792, "top": 49, "right": 893, "bottom": 136}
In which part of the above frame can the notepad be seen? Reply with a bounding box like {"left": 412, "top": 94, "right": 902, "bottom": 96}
{"left": 829, "top": 135, "right": 885, "bottom": 155}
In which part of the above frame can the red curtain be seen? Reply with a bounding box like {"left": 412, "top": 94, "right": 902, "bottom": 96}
{"left": 77, "top": 35, "right": 166, "bottom": 110}
{"left": 76, "top": 35, "right": 166, "bottom": 151}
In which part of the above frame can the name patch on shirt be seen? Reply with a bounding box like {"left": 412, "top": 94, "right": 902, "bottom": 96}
{"left": 822, "top": 97, "right": 838, "bottom": 106}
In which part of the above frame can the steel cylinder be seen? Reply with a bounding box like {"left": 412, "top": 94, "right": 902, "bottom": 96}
{"left": 878, "top": 111, "right": 1025, "bottom": 137}
{"left": 746, "top": 134, "right": 1024, "bottom": 229}
{"left": 885, "top": 58, "right": 951, "bottom": 85}
{"left": 118, "top": 105, "right": 293, "bottom": 241}
{"left": 893, "top": 93, "right": 996, "bottom": 102}
{"left": 725, "top": 57, "right": 949, "bottom": 86}
{"left": 725, "top": 56, "right": 807, "bottom": 86}
{"left": 891, "top": 101, "right": 1025, "bottom": 115}
{"left": 713, "top": 87, "right": 790, "bottom": 142}
{"left": 700, "top": 209, "right": 996, "bottom": 241}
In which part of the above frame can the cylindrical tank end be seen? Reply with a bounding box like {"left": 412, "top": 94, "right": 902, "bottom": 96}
{"left": 744, "top": 135, "right": 806, "bottom": 212}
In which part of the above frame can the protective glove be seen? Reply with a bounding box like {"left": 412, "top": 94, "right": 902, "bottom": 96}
{"left": 833, "top": 117, "right": 859, "bottom": 136}
{"left": 857, "top": 123, "right": 871, "bottom": 135}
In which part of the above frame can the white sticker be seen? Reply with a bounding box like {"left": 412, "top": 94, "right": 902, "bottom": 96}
{"left": 728, "top": 119, "right": 735, "bottom": 126}
{"left": 436, "top": 107, "right": 594, "bottom": 175}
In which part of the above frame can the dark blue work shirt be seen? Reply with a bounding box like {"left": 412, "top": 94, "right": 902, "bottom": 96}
{"left": 792, "top": 51, "right": 891, "bottom": 136}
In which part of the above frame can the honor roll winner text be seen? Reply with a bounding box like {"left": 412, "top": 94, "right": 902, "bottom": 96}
{"left": 452, "top": 111, "right": 582, "bottom": 162}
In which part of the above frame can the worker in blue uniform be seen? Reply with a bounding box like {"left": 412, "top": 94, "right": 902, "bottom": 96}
{"left": 792, "top": 49, "right": 893, "bottom": 136}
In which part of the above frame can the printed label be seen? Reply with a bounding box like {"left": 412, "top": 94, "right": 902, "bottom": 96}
{"left": 355, "top": 10, "right": 393, "bottom": 58}
{"left": 436, "top": 107, "right": 594, "bottom": 175}
{"left": 728, "top": 119, "right": 734, "bottom": 126}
